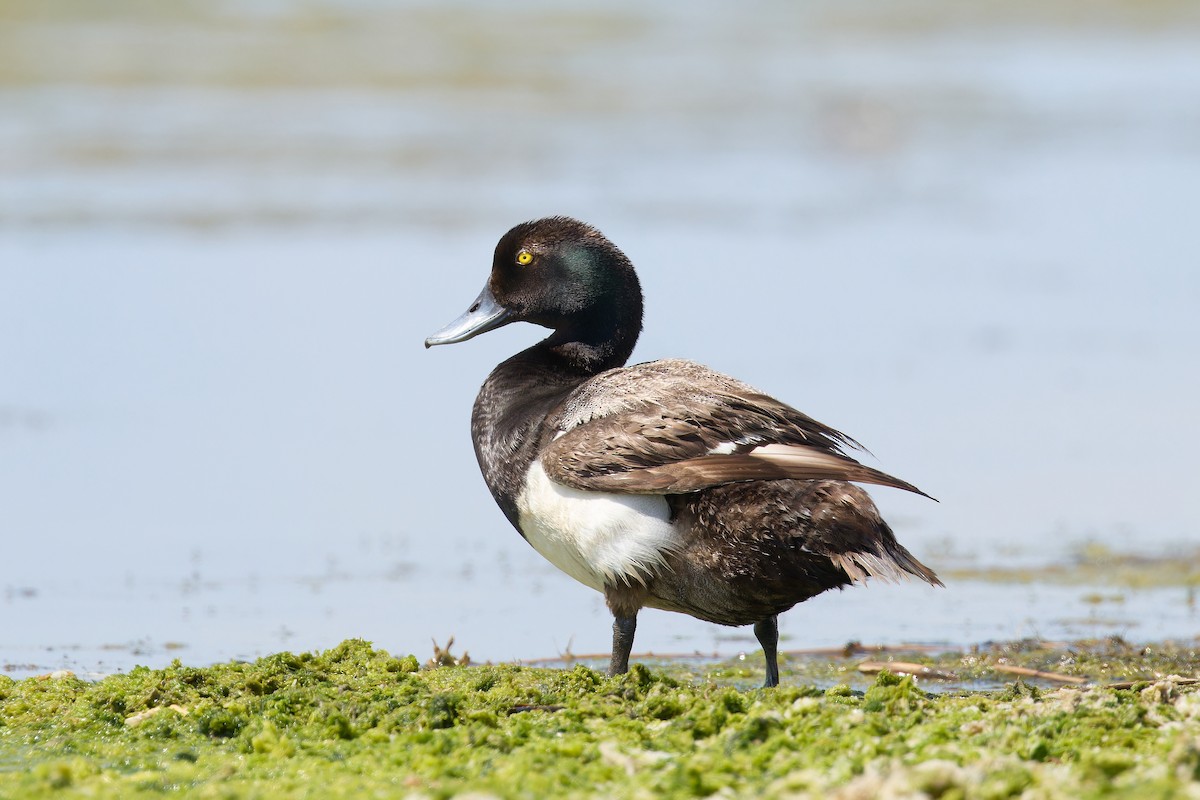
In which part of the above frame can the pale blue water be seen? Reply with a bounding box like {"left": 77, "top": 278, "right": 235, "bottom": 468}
{"left": 2, "top": 1, "right": 1199, "bottom": 677}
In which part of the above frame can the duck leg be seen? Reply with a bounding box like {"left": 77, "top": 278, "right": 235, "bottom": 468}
{"left": 609, "top": 614, "right": 638, "bottom": 676}
{"left": 605, "top": 584, "right": 647, "bottom": 676}
{"left": 754, "top": 615, "right": 780, "bottom": 688}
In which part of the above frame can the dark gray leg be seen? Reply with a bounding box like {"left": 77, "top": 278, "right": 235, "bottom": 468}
{"left": 609, "top": 614, "right": 638, "bottom": 676}
{"left": 754, "top": 615, "right": 780, "bottom": 688}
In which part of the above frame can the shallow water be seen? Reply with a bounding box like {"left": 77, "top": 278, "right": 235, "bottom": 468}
{"left": 2, "top": 0, "right": 1199, "bottom": 677}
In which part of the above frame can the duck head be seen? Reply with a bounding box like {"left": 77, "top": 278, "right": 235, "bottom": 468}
{"left": 425, "top": 217, "right": 644, "bottom": 370}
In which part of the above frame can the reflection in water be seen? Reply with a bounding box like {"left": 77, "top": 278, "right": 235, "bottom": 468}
{"left": 1, "top": 0, "right": 1198, "bottom": 676}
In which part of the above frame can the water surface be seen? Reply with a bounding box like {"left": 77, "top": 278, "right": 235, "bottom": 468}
{"left": 3, "top": 0, "right": 1199, "bottom": 677}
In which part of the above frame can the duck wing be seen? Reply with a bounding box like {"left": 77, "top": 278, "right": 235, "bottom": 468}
{"left": 540, "top": 359, "right": 932, "bottom": 498}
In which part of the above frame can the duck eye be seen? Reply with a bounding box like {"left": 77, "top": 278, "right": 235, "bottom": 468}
{"left": 515, "top": 250, "right": 534, "bottom": 266}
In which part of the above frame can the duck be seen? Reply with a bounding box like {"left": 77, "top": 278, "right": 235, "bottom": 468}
{"left": 425, "top": 216, "right": 941, "bottom": 687}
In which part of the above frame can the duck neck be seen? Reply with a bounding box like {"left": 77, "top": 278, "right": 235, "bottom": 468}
{"left": 539, "top": 308, "right": 641, "bottom": 376}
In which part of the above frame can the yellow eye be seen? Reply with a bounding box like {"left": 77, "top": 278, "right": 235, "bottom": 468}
{"left": 516, "top": 250, "right": 534, "bottom": 266}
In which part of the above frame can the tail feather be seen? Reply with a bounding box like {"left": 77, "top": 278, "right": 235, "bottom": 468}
{"left": 830, "top": 544, "right": 943, "bottom": 588}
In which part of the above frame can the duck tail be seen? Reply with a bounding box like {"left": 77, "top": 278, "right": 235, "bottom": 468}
{"left": 888, "top": 539, "right": 943, "bottom": 587}
{"left": 829, "top": 534, "right": 943, "bottom": 587}
{"left": 830, "top": 543, "right": 943, "bottom": 587}
{"left": 801, "top": 481, "right": 943, "bottom": 588}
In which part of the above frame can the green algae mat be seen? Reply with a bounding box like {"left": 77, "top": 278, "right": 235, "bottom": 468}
{"left": 2, "top": 639, "right": 1200, "bottom": 798}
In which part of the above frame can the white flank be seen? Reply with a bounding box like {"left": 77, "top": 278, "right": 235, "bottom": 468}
{"left": 516, "top": 462, "right": 681, "bottom": 591}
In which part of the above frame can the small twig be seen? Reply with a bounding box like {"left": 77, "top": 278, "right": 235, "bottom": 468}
{"left": 782, "top": 643, "right": 950, "bottom": 657}
{"left": 858, "top": 661, "right": 958, "bottom": 680}
{"left": 521, "top": 650, "right": 722, "bottom": 666}
{"left": 1105, "top": 677, "right": 1200, "bottom": 690}
{"left": 522, "top": 643, "right": 951, "bottom": 666}
{"left": 993, "top": 664, "right": 1087, "bottom": 684}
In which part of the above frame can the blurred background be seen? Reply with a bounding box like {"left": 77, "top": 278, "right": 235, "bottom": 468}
{"left": 2, "top": 0, "right": 1199, "bottom": 677}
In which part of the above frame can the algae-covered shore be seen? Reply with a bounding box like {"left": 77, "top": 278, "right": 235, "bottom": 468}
{"left": 2, "top": 639, "right": 1200, "bottom": 798}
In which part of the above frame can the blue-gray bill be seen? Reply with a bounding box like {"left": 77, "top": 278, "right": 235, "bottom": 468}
{"left": 424, "top": 284, "right": 513, "bottom": 348}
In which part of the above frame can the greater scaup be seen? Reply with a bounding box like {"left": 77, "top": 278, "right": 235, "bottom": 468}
{"left": 426, "top": 216, "right": 941, "bottom": 687}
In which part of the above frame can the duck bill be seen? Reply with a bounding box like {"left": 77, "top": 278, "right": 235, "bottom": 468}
{"left": 424, "top": 284, "right": 513, "bottom": 348}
